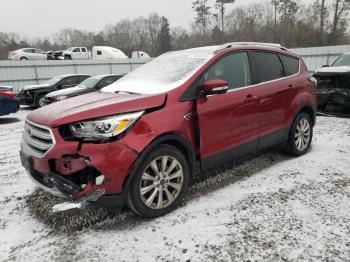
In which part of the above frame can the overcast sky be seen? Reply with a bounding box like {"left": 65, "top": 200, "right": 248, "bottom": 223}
{"left": 0, "top": 0, "right": 312, "bottom": 38}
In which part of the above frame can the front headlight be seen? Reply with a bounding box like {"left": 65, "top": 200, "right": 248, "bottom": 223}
{"left": 56, "top": 96, "right": 68, "bottom": 101}
{"left": 69, "top": 111, "right": 144, "bottom": 140}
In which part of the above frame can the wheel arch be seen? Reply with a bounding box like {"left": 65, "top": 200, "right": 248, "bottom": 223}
{"left": 297, "top": 105, "right": 316, "bottom": 126}
{"left": 123, "top": 133, "right": 200, "bottom": 190}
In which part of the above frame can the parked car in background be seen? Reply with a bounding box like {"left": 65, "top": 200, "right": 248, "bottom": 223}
{"left": 0, "top": 86, "right": 19, "bottom": 117}
{"left": 62, "top": 47, "right": 90, "bottom": 60}
{"left": 20, "top": 42, "right": 317, "bottom": 218}
{"left": 17, "top": 74, "right": 90, "bottom": 108}
{"left": 42, "top": 74, "right": 124, "bottom": 105}
{"left": 92, "top": 46, "right": 128, "bottom": 59}
{"left": 8, "top": 48, "right": 47, "bottom": 61}
{"left": 314, "top": 52, "right": 350, "bottom": 110}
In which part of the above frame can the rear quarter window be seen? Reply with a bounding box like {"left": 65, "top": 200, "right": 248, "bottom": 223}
{"left": 252, "top": 52, "right": 284, "bottom": 83}
{"left": 280, "top": 55, "right": 299, "bottom": 76}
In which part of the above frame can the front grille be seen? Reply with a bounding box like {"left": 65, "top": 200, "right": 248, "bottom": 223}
{"left": 22, "top": 120, "right": 55, "bottom": 158}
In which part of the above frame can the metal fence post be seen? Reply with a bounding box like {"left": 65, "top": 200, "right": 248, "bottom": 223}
{"left": 326, "top": 53, "right": 330, "bottom": 65}
{"left": 33, "top": 64, "right": 39, "bottom": 84}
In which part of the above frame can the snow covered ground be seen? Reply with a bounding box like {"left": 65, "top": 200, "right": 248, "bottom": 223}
{"left": 0, "top": 109, "right": 349, "bottom": 261}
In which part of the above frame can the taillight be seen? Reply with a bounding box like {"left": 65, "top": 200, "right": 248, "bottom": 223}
{"left": 0, "top": 90, "right": 16, "bottom": 98}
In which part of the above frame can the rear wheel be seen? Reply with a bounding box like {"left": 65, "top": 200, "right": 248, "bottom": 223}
{"left": 127, "top": 145, "right": 189, "bottom": 218}
{"left": 286, "top": 113, "right": 313, "bottom": 156}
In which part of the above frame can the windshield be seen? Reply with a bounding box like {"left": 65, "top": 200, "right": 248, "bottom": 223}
{"left": 66, "top": 47, "right": 74, "bottom": 52}
{"left": 45, "top": 76, "right": 64, "bottom": 86}
{"left": 102, "top": 46, "right": 217, "bottom": 95}
{"left": 332, "top": 53, "right": 350, "bottom": 67}
{"left": 79, "top": 76, "right": 101, "bottom": 88}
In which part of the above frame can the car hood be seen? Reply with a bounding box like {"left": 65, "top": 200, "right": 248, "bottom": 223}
{"left": 28, "top": 91, "right": 166, "bottom": 127}
{"left": 22, "top": 84, "right": 50, "bottom": 91}
{"left": 314, "top": 66, "right": 350, "bottom": 77}
{"left": 46, "top": 86, "right": 89, "bottom": 98}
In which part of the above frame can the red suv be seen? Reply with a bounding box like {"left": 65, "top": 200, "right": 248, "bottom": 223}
{"left": 20, "top": 43, "right": 317, "bottom": 217}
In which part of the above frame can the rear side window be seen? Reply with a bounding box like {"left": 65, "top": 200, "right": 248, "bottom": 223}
{"left": 204, "top": 52, "right": 251, "bottom": 90}
{"left": 78, "top": 76, "right": 89, "bottom": 83}
{"left": 82, "top": 48, "right": 87, "bottom": 52}
{"left": 280, "top": 55, "right": 299, "bottom": 76}
{"left": 253, "top": 52, "right": 284, "bottom": 82}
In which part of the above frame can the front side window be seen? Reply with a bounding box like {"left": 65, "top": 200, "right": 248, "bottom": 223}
{"left": 280, "top": 55, "right": 299, "bottom": 76}
{"left": 60, "top": 77, "right": 75, "bottom": 86}
{"left": 253, "top": 52, "right": 284, "bottom": 83}
{"left": 73, "top": 48, "right": 80, "bottom": 52}
{"left": 35, "top": 49, "right": 45, "bottom": 54}
{"left": 79, "top": 76, "right": 100, "bottom": 88}
{"left": 203, "top": 52, "right": 251, "bottom": 90}
{"left": 24, "top": 49, "right": 34, "bottom": 53}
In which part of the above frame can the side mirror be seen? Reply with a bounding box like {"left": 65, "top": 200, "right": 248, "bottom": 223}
{"left": 202, "top": 79, "right": 229, "bottom": 96}
{"left": 322, "top": 65, "right": 329, "bottom": 68}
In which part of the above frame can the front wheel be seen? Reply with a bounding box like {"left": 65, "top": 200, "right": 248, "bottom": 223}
{"left": 35, "top": 94, "right": 46, "bottom": 108}
{"left": 286, "top": 113, "right": 313, "bottom": 156}
{"left": 127, "top": 145, "right": 190, "bottom": 218}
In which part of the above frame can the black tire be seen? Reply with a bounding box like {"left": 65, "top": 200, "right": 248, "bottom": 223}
{"left": 286, "top": 113, "right": 313, "bottom": 157}
{"left": 35, "top": 94, "right": 46, "bottom": 108}
{"left": 127, "top": 144, "right": 190, "bottom": 218}
{"left": 20, "top": 57, "right": 28, "bottom": 61}
{"left": 64, "top": 55, "right": 72, "bottom": 60}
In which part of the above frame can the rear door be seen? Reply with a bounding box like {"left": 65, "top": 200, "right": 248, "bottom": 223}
{"left": 250, "top": 51, "right": 300, "bottom": 148}
{"left": 196, "top": 52, "right": 260, "bottom": 168}
{"left": 81, "top": 47, "right": 89, "bottom": 59}
{"left": 72, "top": 48, "right": 81, "bottom": 60}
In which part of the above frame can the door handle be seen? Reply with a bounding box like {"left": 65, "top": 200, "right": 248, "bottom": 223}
{"left": 244, "top": 94, "right": 258, "bottom": 102}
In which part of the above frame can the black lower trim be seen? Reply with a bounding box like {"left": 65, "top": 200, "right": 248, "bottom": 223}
{"left": 201, "top": 139, "right": 258, "bottom": 170}
{"left": 257, "top": 127, "right": 289, "bottom": 151}
{"left": 201, "top": 127, "right": 289, "bottom": 171}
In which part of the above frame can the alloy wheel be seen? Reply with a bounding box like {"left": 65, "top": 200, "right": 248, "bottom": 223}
{"left": 294, "top": 118, "right": 311, "bottom": 152}
{"left": 38, "top": 97, "right": 46, "bottom": 107}
{"left": 139, "top": 155, "right": 184, "bottom": 210}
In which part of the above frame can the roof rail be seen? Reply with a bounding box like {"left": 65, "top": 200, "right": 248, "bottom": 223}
{"left": 218, "top": 42, "right": 288, "bottom": 51}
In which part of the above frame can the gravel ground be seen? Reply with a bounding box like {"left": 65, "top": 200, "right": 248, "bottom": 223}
{"left": 0, "top": 109, "right": 349, "bottom": 261}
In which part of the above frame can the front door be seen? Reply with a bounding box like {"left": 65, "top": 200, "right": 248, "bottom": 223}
{"left": 196, "top": 52, "right": 260, "bottom": 169}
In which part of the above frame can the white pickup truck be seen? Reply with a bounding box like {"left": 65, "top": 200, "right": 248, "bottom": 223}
{"left": 62, "top": 46, "right": 151, "bottom": 60}
{"left": 62, "top": 47, "right": 90, "bottom": 60}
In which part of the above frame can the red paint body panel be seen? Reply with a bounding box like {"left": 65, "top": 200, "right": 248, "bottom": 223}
{"left": 20, "top": 44, "right": 317, "bottom": 202}
{"left": 196, "top": 88, "right": 260, "bottom": 158}
{"left": 28, "top": 91, "right": 166, "bottom": 127}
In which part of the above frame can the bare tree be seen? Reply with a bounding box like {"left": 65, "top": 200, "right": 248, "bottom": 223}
{"left": 330, "top": 0, "right": 350, "bottom": 43}
{"left": 192, "top": 0, "right": 212, "bottom": 34}
{"left": 215, "top": 0, "right": 235, "bottom": 33}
